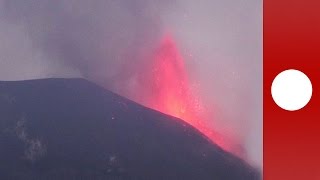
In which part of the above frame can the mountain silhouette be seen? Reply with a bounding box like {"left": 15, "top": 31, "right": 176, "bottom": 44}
{"left": 0, "top": 78, "right": 259, "bottom": 180}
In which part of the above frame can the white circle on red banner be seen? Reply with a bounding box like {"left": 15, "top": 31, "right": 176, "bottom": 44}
{"left": 271, "top": 69, "right": 312, "bottom": 111}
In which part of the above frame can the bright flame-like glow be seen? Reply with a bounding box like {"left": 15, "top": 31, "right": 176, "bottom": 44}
{"left": 140, "top": 34, "right": 233, "bottom": 152}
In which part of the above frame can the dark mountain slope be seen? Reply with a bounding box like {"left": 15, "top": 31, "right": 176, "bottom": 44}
{"left": 0, "top": 78, "right": 259, "bottom": 180}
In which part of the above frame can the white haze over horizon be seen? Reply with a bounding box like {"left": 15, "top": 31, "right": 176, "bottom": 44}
{"left": 0, "top": 0, "right": 262, "bottom": 169}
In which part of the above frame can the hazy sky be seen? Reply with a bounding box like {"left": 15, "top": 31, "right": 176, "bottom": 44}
{"left": 0, "top": 0, "right": 262, "bottom": 169}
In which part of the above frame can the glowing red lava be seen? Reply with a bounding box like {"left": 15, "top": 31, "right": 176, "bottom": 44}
{"left": 141, "top": 35, "right": 232, "bottom": 152}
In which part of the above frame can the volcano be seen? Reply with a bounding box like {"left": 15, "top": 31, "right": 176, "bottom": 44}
{"left": 0, "top": 78, "right": 259, "bottom": 179}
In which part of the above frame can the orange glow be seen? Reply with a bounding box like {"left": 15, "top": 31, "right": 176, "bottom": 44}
{"left": 139, "top": 34, "right": 232, "bottom": 152}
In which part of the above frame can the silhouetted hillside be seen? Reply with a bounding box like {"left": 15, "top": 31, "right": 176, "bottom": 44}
{"left": 0, "top": 78, "right": 259, "bottom": 180}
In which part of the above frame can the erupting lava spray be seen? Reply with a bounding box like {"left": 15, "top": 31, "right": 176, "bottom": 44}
{"left": 136, "top": 34, "right": 233, "bottom": 153}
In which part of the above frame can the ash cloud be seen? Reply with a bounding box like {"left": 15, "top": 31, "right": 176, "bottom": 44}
{"left": 166, "top": 0, "right": 262, "bottom": 168}
{"left": 0, "top": 0, "right": 168, "bottom": 82}
{"left": 0, "top": 0, "right": 262, "bottom": 169}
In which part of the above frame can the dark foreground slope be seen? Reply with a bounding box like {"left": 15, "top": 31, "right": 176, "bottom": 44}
{"left": 0, "top": 78, "right": 259, "bottom": 180}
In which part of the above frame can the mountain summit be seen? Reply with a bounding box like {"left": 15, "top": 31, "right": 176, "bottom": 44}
{"left": 0, "top": 78, "right": 259, "bottom": 180}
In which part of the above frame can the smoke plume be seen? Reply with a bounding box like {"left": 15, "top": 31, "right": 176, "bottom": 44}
{"left": 0, "top": 0, "right": 262, "bottom": 169}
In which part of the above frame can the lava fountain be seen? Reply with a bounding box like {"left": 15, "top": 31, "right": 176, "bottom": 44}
{"left": 136, "top": 34, "right": 233, "bottom": 153}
